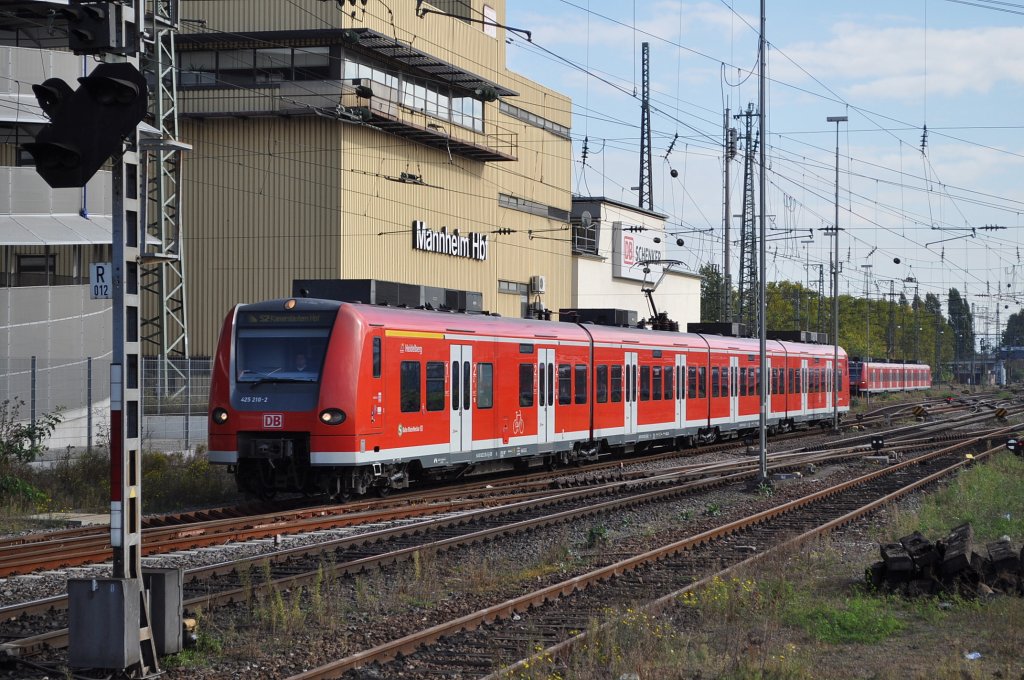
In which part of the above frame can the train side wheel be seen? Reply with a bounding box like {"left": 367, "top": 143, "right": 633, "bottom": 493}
{"left": 376, "top": 485, "right": 391, "bottom": 498}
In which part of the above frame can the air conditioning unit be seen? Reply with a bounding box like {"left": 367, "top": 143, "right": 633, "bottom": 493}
{"left": 529, "top": 274, "right": 546, "bottom": 295}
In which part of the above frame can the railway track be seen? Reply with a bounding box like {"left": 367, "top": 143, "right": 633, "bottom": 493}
{"left": 0, "top": 399, "right": 992, "bottom": 579}
{"left": 1, "top": 421, "right": 1018, "bottom": 675}
{"left": 287, "top": 435, "right": 1016, "bottom": 680}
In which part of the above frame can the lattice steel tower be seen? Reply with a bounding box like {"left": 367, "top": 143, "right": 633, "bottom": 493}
{"left": 736, "top": 103, "right": 758, "bottom": 330}
{"left": 638, "top": 42, "right": 652, "bottom": 210}
{"left": 140, "top": 0, "right": 189, "bottom": 396}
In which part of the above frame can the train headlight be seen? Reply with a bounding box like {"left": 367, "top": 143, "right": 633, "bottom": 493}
{"left": 211, "top": 408, "right": 229, "bottom": 425}
{"left": 319, "top": 408, "right": 347, "bottom": 425}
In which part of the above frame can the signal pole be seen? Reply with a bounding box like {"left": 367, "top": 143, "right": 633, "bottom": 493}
{"left": 22, "top": 2, "right": 183, "bottom": 676}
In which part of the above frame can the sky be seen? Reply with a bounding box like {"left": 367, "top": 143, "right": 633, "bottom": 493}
{"left": 503, "top": 0, "right": 1024, "bottom": 344}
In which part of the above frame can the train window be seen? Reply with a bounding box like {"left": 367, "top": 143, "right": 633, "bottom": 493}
{"left": 838, "top": 370, "right": 843, "bottom": 392}
{"left": 652, "top": 366, "right": 662, "bottom": 400}
{"left": 373, "top": 337, "right": 381, "bottom": 378}
{"left": 519, "top": 343, "right": 534, "bottom": 354}
{"left": 771, "top": 368, "right": 778, "bottom": 395}
{"left": 664, "top": 365, "right": 673, "bottom": 400}
{"left": 596, "top": 365, "right": 608, "bottom": 403}
{"left": 687, "top": 366, "right": 696, "bottom": 399}
{"left": 477, "top": 363, "right": 493, "bottom": 409}
{"left": 788, "top": 368, "right": 794, "bottom": 395}
{"left": 610, "top": 365, "right": 623, "bottom": 402}
{"left": 451, "top": 361, "right": 460, "bottom": 411}
{"left": 463, "top": 361, "right": 471, "bottom": 410}
{"left": 739, "top": 367, "right": 747, "bottom": 397}
{"left": 698, "top": 367, "right": 707, "bottom": 399}
{"left": 640, "top": 366, "right": 651, "bottom": 401}
{"left": 558, "top": 364, "right": 571, "bottom": 405}
{"left": 426, "top": 362, "right": 445, "bottom": 411}
{"left": 548, "top": 363, "right": 554, "bottom": 406}
{"left": 400, "top": 361, "right": 420, "bottom": 412}
{"left": 575, "top": 364, "right": 587, "bottom": 404}
{"left": 519, "top": 363, "right": 534, "bottom": 407}
{"left": 711, "top": 367, "right": 720, "bottom": 398}
{"left": 538, "top": 362, "right": 546, "bottom": 407}
{"left": 676, "top": 366, "right": 683, "bottom": 400}
{"left": 755, "top": 368, "right": 761, "bottom": 396}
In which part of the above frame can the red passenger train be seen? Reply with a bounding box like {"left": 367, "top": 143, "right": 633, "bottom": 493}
{"left": 208, "top": 298, "right": 850, "bottom": 499}
{"left": 848, "top": 360, "right": 932, "bottom": 395}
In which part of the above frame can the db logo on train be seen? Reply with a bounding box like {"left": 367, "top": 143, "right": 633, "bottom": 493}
{"left": 263, "top": 414, "right": 284, "bottom": 429}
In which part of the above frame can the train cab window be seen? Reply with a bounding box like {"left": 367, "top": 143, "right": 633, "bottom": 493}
{"left": 652, "top": 366, "right": 662, "bottom": 400}
{"left": 477, "top": 363, "right": 493, "bottom": 409}
{"left": 596, "top": 365, "right": 608, "bottom": 403}
{"left": 574, "top": 364, "right": 587, "bottom": 404}
{"left": 400, "top": 361, "right": 421, "bottom": 412}
{"left": 558, "top": 364, "right": 572, "bottom": 405}
{"left": 519, "top": 363, "right": 534, "bottom": 407}
{"left": 711, "top": 367, "right": 720, "bottom": 398}
{"left": 610, "top": 365, "right": 623, "bottom": 402}
{"left": 664, "top": 365, "right": 673, "bottom": 400}
{"left": 687, "top": 366, "right": 697, "bottom": 399}
{"left": 426, "top": 362, "right": 445, "bottom": 411}
{"left": 372, "top": 337, "right": 381, "bottom": 378}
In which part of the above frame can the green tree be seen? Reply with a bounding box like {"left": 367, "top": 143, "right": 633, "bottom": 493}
{"left": 699, "top": 263, "right": 724, "bottom": 322}
{"left": 1003, "top": 308, "right": 1024, "bottom": 347}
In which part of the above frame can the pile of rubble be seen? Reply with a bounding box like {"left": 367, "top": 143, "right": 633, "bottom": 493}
{"left": 867, "top": 523, "right": 1020, "bottom": 597}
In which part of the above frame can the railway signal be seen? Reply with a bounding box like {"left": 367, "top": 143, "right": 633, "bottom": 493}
{"left": 871, "top": 437, "right": 885, "bottom": 452}
{"left": 1007, "top": 438, "right": 1020, "bottom": 456}
{"left": 23, "top": 62, "right": 147, "bottom": 189}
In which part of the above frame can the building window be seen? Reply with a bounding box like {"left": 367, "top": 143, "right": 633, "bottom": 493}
{"left": 483, "top": 5, "right": 497, "bottom": 37}
{"left": 17, "top": 254, "right": 56, "bottom": 287}
{"left": 499, "top": 100, "right": 571, "bottom": 139}
{"left": 572, "top": 220, "right": 598, "bottom": 255}
{"left": 428, "top": 0, "right": 472, "bottom": 21}
{"left": 179, "top": 46, "right": 332, "bottom": 86}
{"left": 498, "top": 280, "right": 529, "bottom": 318}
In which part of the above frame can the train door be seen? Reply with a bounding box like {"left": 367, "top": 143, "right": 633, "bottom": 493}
{"left": 450, "top": 345, "right": 473, "bottom": 453}
{"left": 674, "top": 353, "right": 686, "bottom": 429}
{"left": 825, "top": 360, "right": 833, "bottom": 413}
{"left": 625, "top": 352, "right": 638, "bottom": 436}
{"left": 800, "top": 359, "right": 809, "bottom": 415}
{"left": 537, "top": 348, "right": 555, "bottom": 444}
{"left": 729, "top": 356, "right": 739, "bottom": 422}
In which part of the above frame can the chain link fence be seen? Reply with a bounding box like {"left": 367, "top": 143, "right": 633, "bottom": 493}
{"left": 1, "top": 356, "right": 211, "bottom": 454}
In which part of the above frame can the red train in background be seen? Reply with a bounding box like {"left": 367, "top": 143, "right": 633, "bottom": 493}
{"left": 848, "top": 360, "right": 932, "bottom": 395}
{"left": 208, "top": 298, "right": 850, "bottom": 499}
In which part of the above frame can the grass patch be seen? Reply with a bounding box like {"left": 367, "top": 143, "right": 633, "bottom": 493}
{"left": 783, "top": 594, "right": 904, "bottom": 643}
{"left": 891, "top": 451, "right": 1024, "bottom": 541}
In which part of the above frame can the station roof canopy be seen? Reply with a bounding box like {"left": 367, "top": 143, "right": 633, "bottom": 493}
{"left": 0, "top": 214, "right": 112, "bottom": 246}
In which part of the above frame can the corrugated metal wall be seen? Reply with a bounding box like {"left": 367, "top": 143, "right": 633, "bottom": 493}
{"left": 180, "top": 0, "right": 574, "bottom": 354}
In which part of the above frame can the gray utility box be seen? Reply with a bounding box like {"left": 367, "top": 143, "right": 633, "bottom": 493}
{"left": 68, "top": 577, "right": 141, "bottom": 669}
{"left": 143, "top": 567, "right": 184, "bottom": 656}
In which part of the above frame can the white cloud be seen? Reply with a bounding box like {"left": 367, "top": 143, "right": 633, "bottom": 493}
{"left": 777, "top": 23, "right": 1024, "bottom": 101}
